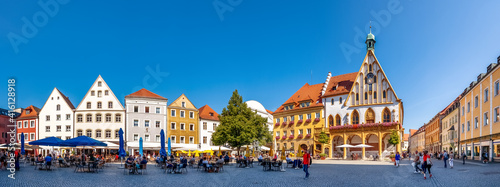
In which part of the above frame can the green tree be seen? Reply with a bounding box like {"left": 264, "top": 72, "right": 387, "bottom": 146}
{"left": 211, "top": 90, "right": 272, "bottom": 155}
{"left": 388, "top": 130, "right": 400, "bottom": 153}
{"left": 317, "top": 131, "right": 329, "bottom": 156}
{"left": 318, "top": 131, "right": 329, "bottom": 144}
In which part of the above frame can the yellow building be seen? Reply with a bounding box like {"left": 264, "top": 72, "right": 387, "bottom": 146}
{"left": 167, "top": 94, "right": 199, "bottom": 145}
{"left": 273, "top": 83, "right": 326, "bottom": 156}
{"left": 460, "top": 58, "right": 500, "bottom": 161}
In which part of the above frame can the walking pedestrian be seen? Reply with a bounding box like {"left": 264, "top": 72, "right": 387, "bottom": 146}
{"left": 301, "top": 145, "right": 310, "bottom": 179}
{"left": 421, "top": 150, "right": 432, "bottom": 179}
{"left": 462, "top": 152, "right": 466, "bottom": 165}
{"left": 443, "top": 150, "right": 448, "bottom": 168}
{"left": 449, "top": 151, "right": 454, "bottom": 169}
{"left": 395, "top": 152, "right": 401, "bottom": 167}
{"left": 413, "top": 152, "right": 422, "bottom": 173}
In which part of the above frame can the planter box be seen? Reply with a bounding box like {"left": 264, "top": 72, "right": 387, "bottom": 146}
{"left": 305, "top": 134, "right": 311, "bottom": 138}
{"left": 288, "top": 121, "right": 295, "bottom": 125}
{"left": 281, "top": 136, "right": 287, "bottom": 140}
{"left": 275, "top": 136, "right": 280, "bottom": 140}
{"left": 305, "top": 119, "right": 311, "bottom": 123}
{"left": 320, "top": 157, "right": 326, "bottom": 160}
{"left": 297, "top": 134, "right": 303, "bottom": 139}
{"left": 297, "top": 119, "right": 303, "bottom": 124}
{"left": 288, "top": 135, "right": 294, "bottom": 139}
{"left": 275, "top": 123, "right": 280, "bottom": 127}
{"left": 282, "top": 122, "right": 287, "bottom": 126}
{"left": 314, "top": 118, "right": 320, "bottom": 122}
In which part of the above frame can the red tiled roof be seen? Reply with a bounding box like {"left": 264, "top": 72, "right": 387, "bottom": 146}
{"left": 274, "top": 83, "right": 323, "bottom": 114}
{"left": 403, "top": 133, "right": 409, "bottom": 141}
{"left": 322, "top": 72, "right": 358, "bottom": 97}
{"left": 409, "top": 129, "right": 418, "bottom": 137}
{"left": 126, "top": 88, "right": 167, "bottom": 100}
{"left": 17, "top": 105, "right": 40, "bottom": 119}
{"left": 198, "top": 105, "right": 219, "bottom": 121}
{"left": 266, "top": 109, "right": 273, "bottom": 114}
{"left": 56, "top": 88, "right": 75, "bottom": 109}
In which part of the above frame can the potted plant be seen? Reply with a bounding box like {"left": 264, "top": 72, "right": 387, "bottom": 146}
{"left": 297, "top": 134, "right": 303, "bottom": 139}
{"left": 390, "top": 153, "right": 396, "bottom": 163}
{"left": 288, "top": 121, "right": 295, "bottom": 126}
{"left": 297, "top": 119, "right": 303, "bottom": 124}
{"left": 282, "top": 136, "right": 287, "bottom": 140}
{"left": 305, "top": 134, "right": 311, "bottom": 138}
{"left": 289, "top": 135, "right": 294, "bottom": 139}
{"left": 314, "top": 118, "right": 320, "bottom": 122}
{"left": 319, "top": 153, "right": 327, "bottom": 160}
{"left": 275, "top": 136, "right": 280, "bottom": 140}
{"left": 275, "top": 122, "right": 280, "bottom": 127}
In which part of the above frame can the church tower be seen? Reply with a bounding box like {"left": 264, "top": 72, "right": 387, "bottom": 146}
{"left": 365, "top": 29, "right": 376, "bottom": 51}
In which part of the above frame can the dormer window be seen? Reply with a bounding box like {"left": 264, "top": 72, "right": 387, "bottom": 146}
{"left": 26, "top": 110, "right": 30, "bottom": 115}
{"left": 209, "top": 112, "right": 214, "bottom": 116}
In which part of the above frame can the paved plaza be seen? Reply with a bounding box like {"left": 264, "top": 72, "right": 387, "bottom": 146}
{"left": 1, "top": 159, "right": 500, "bottom": 187}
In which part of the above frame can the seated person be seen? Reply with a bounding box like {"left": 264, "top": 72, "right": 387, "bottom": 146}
{"left": 286, "top": 155, "right": 292, "bottom": 163}
{"left": 224, "top": 155, "right": 230, "bottom": 163}
{"left": 216, "top": 158, "right": 224, "bottom": 165}
{"left": 202, "top": 158, "right": 211, "bottom": 168}
{"left": 189, "top": 157, "right": 196, "bottom": 165}
{"left": 140, "top": 156, "right": 148, "bottom": 165}
{"left": 45, "top": 154, "right": 52, "bottom": 168}
{"left": 37, "top": 154, "right": 44, "bottom": 163}
{"left": 258, "top": 154, "right": 263, "bottom": 162}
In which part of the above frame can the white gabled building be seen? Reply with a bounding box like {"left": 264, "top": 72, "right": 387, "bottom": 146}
{"left": 322, "top": 31, "right": 404, "bottom": 159}
{"left": 74, "top": 75, "right": 125, "bottom": 143}
{"left": 198, "top": 105, "right": 219, "bottom": 147}
{"left": 39, "top": 88, "right": 76, "bottom": 140}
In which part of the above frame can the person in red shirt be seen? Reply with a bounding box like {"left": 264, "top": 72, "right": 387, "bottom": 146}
{"left": 421, "top": 150, "right": 432, "bottom": 179}
{"left": 301, "top": 145, "right": 310, "bottom": 179}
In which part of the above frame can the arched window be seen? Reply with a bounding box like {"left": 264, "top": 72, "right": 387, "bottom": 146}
{"left": 383, "top": 108, "right": 391, "bottom": 122}
{"left": 97, "top": 102, "right": 102, "bottom": 109}
{"left": 331, "top": 98, "right": 334, "bottom": 105}
{"left": 56, "top": 104, "right": 60, "bottom": 111}
{"left": 352, "top": 110, "right": 359, "bottom": 125}
{"left": 356, "top": 94, "right": 359, "bottom": 101}
{"left": 374, "top": 76, "right": 377, "bottom": 83}
{"left": 86, "top": 102, "right": 91, "bottom": 109}
{"left": 77, "top": 114, "right": 83, "bottom": 122}
{"left": 369, "top": 64, "right": 372, "bottom": 72}
{"left": 335, "top": 115, "right": 341, "bottom": 126}
{"left": 77, "top": 130, "right": 83, "bottom": 137}
{"left": 365, "top": 108, "right": 375, "bottom": 123}
{"left": 96, "top": 129, "right": 102, "bottom": 138}
{"left": 86, "top": 114, "right": 92, "bottom": 122}
{"left": 373, "top": 91, "right": 377, "bottom": 99}
{"left": 365, "top": 92, "right": 368, "bottom": 100}
{"left": 328, "top": 115, "right": 334, "bottom": 127}
{"left": 86, "top": 130, "right": 92, "bottom": 137}
{"left": 339, "top": 97, "right": 343, "bottom": 104}
{"left": 383, "top": 91, "right": 387, "bottom": 98}
{"left": 96, "top": 114, "right": 102, "bottom": 122}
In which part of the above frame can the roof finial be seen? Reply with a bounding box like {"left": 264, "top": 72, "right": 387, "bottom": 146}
{"left": 369, "top": 20, "right": 372, "bottom": 34}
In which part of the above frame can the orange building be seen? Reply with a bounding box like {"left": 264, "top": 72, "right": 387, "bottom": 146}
{"left": 424, "top": 114, "right": 441, "bottom": 153}
{"left": 16, "top": 105, "right": 40, "bottom": 143}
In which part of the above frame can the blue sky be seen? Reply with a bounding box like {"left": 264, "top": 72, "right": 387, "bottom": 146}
{"left": 1, "top": 0, "right": 500, "bottom": 133}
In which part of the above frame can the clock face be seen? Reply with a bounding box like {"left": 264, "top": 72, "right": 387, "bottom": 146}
{"left": 366, "top": 73, "right": 374, "bottom": 85}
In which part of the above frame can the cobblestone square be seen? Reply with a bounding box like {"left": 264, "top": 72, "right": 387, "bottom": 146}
{"left": 2, "top": 159, "right": 499, "bottom": 187}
